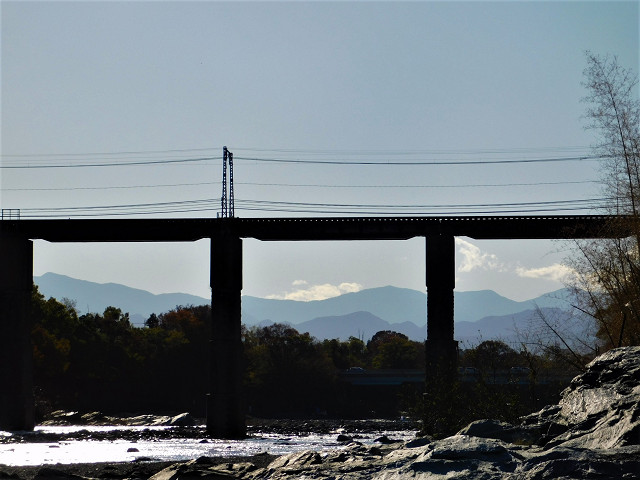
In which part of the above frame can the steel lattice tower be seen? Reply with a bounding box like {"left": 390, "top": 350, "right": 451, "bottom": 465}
{"left": 220, "top": 146, "right": 234, "bottom": 218}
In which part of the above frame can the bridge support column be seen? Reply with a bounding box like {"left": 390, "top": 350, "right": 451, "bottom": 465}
{"left": 0, "top": 235, "right": 35, "bottom": 431}
{"left": 425, "top": 234, "right": 458, "bottom": 380}
{"left": 207, "top": 233, "right": 245, "bottom": 438}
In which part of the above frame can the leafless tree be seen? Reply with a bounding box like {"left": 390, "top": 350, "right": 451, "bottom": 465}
{"left": 516, "top": 306, "right": 597, "bottom": 372}
{"left": 565, "top": 52, "right": 640, "bottom": 350}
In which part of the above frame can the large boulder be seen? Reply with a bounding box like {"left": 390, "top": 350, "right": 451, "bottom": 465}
{"left": 169, "top": 413, "right": 197, "bottom": 427}
{"left": 521, "top": 346, "right": 640, "bottom": 449}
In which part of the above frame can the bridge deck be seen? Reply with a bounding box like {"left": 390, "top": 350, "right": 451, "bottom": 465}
{"left": 0, "top": 215, "right": 633, "bottom": 242}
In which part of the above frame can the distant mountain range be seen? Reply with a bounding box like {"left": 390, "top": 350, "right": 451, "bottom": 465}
{"left": 291, "top": 307, "right": 588, "bottom": 346}
{"left": 242, "top": 286, "right": 573, "bottom": 326}
{"left": 35, "top": 272, "right": 208, "bottom": 325}
{"left": 34, "top": 272, "right": 586, "bottom": 345}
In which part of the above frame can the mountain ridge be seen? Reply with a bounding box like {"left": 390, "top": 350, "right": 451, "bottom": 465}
{"left": 242, "top": 285, "right": 573, "bottom": 326}
{"left": 35, "top": 272, "right": 209, "bottom": 325}
{"left": 34, "top": 273, "right": 575, "bottom": 339}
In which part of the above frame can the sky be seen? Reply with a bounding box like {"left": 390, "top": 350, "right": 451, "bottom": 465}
{"left": 1, "top": 1, "right": 639, "bottom": 305}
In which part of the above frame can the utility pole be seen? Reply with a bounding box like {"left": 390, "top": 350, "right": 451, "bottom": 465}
{"left": 220, "top": 146, "right": 234, "bottom": 218}
{"left": 228, "top": 149, "right": 234, "bottom": 218}
{"left": 221, "top": 147, "right": 228, "bottom": 218}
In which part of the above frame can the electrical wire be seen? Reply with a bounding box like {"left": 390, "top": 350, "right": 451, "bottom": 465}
{"left": 4, "top": 182, "right": 221, "bottom": 192}
{"left": 1, "top": 144, "right": 603, "bottom": 168}
{"left": 232, "top": 145, "right": 594, "bottom": 157}
{"left": 0, "top": 156, "right": 221, "bottom": 169}
{"left": 1, "top": 153, "right": 598, "bottom": 168}
{"left": 1, "top": 144, "right": 590, "bottom": 158}
{"left": 14, "top": 196, "right": 611, "bottom": 218}
{"left": 1, "top": 144, "right": 607, "bottom": 217}
{"left": 236, "top": 205, "right": 606, "bottom": 216}
{"left": 235, "top": 155, "right": 604, "bottom": 166}
{"left": 237, "top": 198, "right": 606, "bottom": 209}
{"left": 2, "top": 179, "right": 596, "bottom": 192}
{"left": 1, "top": 146, "right": 222, "bottom": 158}
{"left": 238, "top": 180, "right": 597, "bottom": 189}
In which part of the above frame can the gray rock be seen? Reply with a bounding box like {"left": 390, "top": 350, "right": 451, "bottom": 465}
{"left": 427, "top": 435, "right": 513, "bottom": 461}
{"left": 79, "top": 411, "right": 106, "bottom": 425}
{"left": 404, "top": 436, "right": 432, "bottom": 449}
{"left": 402, "top": 435, "right": 519, "bottom": 479}
{"left": 154, "top": 347, "right": 640, "bottom": 480}
{"left": 0, "top": 469, "right": 21, "bottom": 480}
{"left": 522, "top": 346, "right": 640, "bottom": 449}
{"left": 149, "top": 460, "right": 243, "bottom": 479}
{"left": 516, "top": 446, "right": 640, "bottom": 479}
{"left": 40, "top": 410, "right": 83, "bottom": 426}
{"left": 374, "top": 434, "right": 401, "bottom": 444}
{"left": 169, "top": 412, "right": 196, "bottom": 426}
{"left": 457, "top": 419, "right": 539, "bottom": 445}
{"left": 123, "top": 414, "right": 172, "bottom": 426}
{"left": 32, "top": 467, "right": 89, "bottom": 480}
{"left": 264, "top": 450, "right": 323, "bottom": 472}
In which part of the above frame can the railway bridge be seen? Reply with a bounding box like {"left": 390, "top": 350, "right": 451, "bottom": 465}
{"left": 0, "top": 215, "right": 632, "bottom": 437}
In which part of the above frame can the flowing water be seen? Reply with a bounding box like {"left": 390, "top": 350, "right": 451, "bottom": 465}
{"left": 0, "top": 424, "right": 417, "bottom": 466}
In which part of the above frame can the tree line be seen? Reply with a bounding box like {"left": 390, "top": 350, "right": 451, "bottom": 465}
{"left": 30, "top": 285, "right": 588, "bottom": 426}
{"left": 30, "top": 286, "right": 431, "bottom": 418}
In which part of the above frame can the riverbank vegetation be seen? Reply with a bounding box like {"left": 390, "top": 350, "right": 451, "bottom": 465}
{"left": 30, "top": 288, "right": 584, "bottom": 432}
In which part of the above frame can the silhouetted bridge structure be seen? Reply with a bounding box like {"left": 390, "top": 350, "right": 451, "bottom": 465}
{"left": 0, "top": 215, "right": 633, "bottom": 437}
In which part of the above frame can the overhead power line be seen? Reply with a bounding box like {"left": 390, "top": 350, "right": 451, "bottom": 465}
{"left": 1, "top": 144, "right": 604, "bottom": 169}
{"left": 237, "top": 179, "right": 598, "bottom": 189}
{"left": 15, "top": 196, "right": 612, "bottom": 218}
{"left": 237, "top": 205, "right": 606, "bottom": 215}
{"left": 0, "top": 144, "right": 590, "bottom": 158}
{"left": 3, "top": 181, "right": 222, "bottom": 192}
{"left": 237, "top": 198, "right": 606, "bottom": 209}
{"left": 0, "top": 156, "right": 221, "bottom": 169}
{"left": 1, "top": 146, "right": 222, "bottom": 158}
{"left": 235, "top": 154, "right": 605, "bottom": 166}
{"left": 2, "top": 144, "right": 606, "bottom": 218}
{"left": 1, "top": 154, "right": 599, "bottom": 168}
{"left": 3, "top": 179, "right": 596, "bottom": 192}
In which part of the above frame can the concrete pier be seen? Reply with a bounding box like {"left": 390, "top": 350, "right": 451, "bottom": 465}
{"left": 207, "top": 232, "right": 245, "bottom": 438}
{"left": 0, "top": 235, "right": 35, "bottom": 431}
{"left": 425, "top": 234, "right": 458, "bottom": 378}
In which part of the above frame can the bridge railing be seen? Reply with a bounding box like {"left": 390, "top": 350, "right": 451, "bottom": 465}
{"left": 1, "top": 209, "right": 20, "bottom": 220}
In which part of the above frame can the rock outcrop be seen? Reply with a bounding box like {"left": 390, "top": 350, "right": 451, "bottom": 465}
{"left": 150, "top": 347, "right": 640, "bottom": 479}
{"left": 521, "top": 346, "right": 640, "bottom": 450}
{"left": 41, "top": 411, "right": 197, "bottom": 427}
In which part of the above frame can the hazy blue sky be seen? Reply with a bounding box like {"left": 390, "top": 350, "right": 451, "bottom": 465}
{"left": 2, "top": 1, "right": 638, "bottom": 304}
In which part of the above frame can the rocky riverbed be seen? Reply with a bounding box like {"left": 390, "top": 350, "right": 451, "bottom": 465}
{"left": 1, "top": 417, "right": 419, "bottom": 446}
{"left": 2, "top": 346, "right": 639, "bottom": 479}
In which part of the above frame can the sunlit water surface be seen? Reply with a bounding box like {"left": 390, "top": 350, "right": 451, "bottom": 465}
{"left": 0, "top": 425, "right": 417, "bottom": 466}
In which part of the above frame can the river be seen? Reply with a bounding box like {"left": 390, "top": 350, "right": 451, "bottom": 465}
{"left": 1, "top": 423, "right": 418, "bottom": 466}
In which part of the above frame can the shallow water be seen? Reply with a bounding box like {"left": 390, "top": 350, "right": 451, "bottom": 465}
{"left": 0, "top": 425, "right": 417, "bottom": 466}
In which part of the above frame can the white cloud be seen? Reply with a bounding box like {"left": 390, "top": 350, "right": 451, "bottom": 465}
{"left": 456, "top": 238, "right": 504, "bottom": 273}
{"left": 338, "top": 282, "right": 363, "bottom": 294}
{"left": 266, "top": 281, "right": 364, "bottom": 302}
{"left": 516, "top": 263, "right": 573, "bottom": 283}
